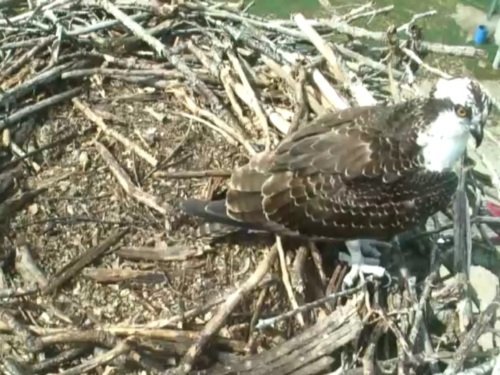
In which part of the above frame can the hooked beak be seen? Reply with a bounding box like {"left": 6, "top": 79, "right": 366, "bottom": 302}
{"left": 470, "top": 122, "right": 484, "bottom": 148}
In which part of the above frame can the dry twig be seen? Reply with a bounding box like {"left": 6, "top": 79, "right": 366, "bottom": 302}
{"left": 44, "top": 228, "right": 129, "bottom": 294}
{"left": 94, "top": 141, "right": 167, "bottom": 215}
{"left": 180, "top": 245, "right": 278, "bottom": 372}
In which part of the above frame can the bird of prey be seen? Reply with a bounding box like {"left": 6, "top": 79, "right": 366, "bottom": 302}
{"left": 181, "top": 77, "right": 491, "bottom": 285}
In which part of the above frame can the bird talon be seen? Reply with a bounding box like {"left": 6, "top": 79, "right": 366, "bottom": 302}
{"left": 342, "top": 264, "right": 390, "bottom": 289}
{"left": 341, "top": 240, "right": 391, "bottom": 289}
{"left": 180, "top": 78, "right": 491, "bottom": 293}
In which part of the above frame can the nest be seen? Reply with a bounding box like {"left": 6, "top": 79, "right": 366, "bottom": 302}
{"left": 1, "top": 0, "right": 500, "bottom": 374}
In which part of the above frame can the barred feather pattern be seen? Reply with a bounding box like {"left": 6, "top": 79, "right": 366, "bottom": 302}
{"left": 183, "top": 98, "right": 460, "bottom": 241}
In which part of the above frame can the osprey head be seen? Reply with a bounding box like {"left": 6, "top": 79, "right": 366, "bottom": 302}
{"left": 431, "top": 77, "right": 492, "bottom": 147}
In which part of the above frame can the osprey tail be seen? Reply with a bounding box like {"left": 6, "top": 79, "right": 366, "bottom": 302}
{"left": 180, "top": 198, "right": 267, "bottom": 238}
{"left": 181, "top": 199, "right": 233, "bottom": 225}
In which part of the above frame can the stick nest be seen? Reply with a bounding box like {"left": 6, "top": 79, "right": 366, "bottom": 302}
{"left": 0, "top": 0, "right": 500, "bottom": 374}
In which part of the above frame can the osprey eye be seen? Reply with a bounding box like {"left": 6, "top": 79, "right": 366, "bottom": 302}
{"left": 455, "top": 105, "right": 469, "bottom": 118}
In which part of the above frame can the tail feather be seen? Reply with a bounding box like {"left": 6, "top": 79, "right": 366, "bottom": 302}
{"left": 195, "top": 222, "right": 243, "bottom": 238}
{"left": 181, "top": 198, "right": 292, "bottom": 238}
{"left": 181, "top": 198, "right": 226, "bottom": 220}
{"left": 181, "top": 198, "right": 263, "bottom": 230}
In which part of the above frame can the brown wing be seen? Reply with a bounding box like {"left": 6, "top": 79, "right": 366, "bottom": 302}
{"left": 225, "top": 103, "right": 458, "bottom": 240}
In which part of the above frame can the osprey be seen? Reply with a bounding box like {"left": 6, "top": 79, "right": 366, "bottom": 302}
{"left": 181, "top": 77, "right": 491, "bottom": 284}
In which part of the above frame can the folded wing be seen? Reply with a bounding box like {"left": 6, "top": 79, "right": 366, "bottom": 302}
{"left": 222, "top": 105, "right": 458, "bottom": 239}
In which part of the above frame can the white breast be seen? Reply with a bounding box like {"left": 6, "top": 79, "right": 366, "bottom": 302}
{"left": 416, "top": 110, "right": 470, "bottom": 172}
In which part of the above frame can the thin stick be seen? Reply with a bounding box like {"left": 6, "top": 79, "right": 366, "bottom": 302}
{"left": 99, "top": 0, "right": 217, "bottom": 104}
{"left": 179, "top": 245, "right": 278, "bottom": 373}
{"left": 220, "top": 66, "right": 248, "bottom": 127}
{"left": 0, "top": 61, "right": 74, "bottom": 107}
{"left": 172, "top": 109, "right": 239, "bottom": 147}
{"left": 57, "top": 340, "right": 130, "bottom": 375}
{"left": 0, "top": 285, "right": 38, "bottom": 299}
{"left": 1, "top": 131, "right": 79, "bottom": 170}
{"left": 289, "top": 66, "right": 307, "bottom": 134}
{"left": 141, "top": 298, "right": 225, "bottom": 329}
{"left": 444, "top": 300, "right": 500, "bottom": 374}
{"left": 10, "top": 141, "right": 41, "bottom": 172}
{"left": 153, "top": 169, "right": 231, "bottom": 179}
{"left": 66, "top": 12, "right": 149, "bottom": 36}
{"left": 326, "top": 16, "right": 484, "bottom": 57}
{"left": 294, "top": 13, "right": 346, "bottom": 84}
{"left": 62, "top": 67, "right": 185, "bottom": 80}
{"left": 387, "top": 57, "right": 400, "bottom": 102}
{"left": 35, "top": 327, "right": 245, "bottom": 352}
{"left": 409, "top": 271, "right": 437, "bottom": 347}
{"left": 73, "top": 98, "right": 158, "bottom": 167}
{"left": 0, "top": 36, "right": 53, "bottom": 78}
{"left": 256, "top": 283, "right": 364, "bottom": 329}
{"left": 362, "top": 323, "right": 385, "bottom": 374}
{"left": 0, "top": 309, "right": 36, "bottom": 351}
{"left": 309, "top": 241, "right": 328, "bottom": 287}
{"left": 0, "top": 87, "right": 82, "bottom": 129}
{"left": 402, "top": 48, "right": 452, "bottom": 79}
{"left": 295, "top": 13, "right": 376, "bottom": 105}
{"left": 339, "top": 2, "right": 373, "bottom": 20}
{"left": 0, "top": 0, "right": 74, "bottom": 26}
{"left": 0, "top": 188, "right": 47, "bottom": 225}
{"left": 227, "top": 50, "right": 270, "bottom": 150}
{"left": 311, "top": 69, "right": 350, "bottom": 110}
{"left": 15, "top": 241, "right": 48, "bottom": 289}
{"left": 261, "top": 55, "right": 326, "bottom": 115}
{"left": 44, "top": 228, "right": 129, "bottom": 294}
{"left": 344, "top": 5, "right": 394, "bottom": 23}
{"left": 381, "top": 312, "right": 422, "bottom": 367}
{"left": 276, "top": 236, "right": 305, "bottom": 327}
{"left": 397, "top": 10, "right": 437, "bottom": 34}
{"left": 31, "top": 347, "right": 91, "bottom": 373}
{"left": 94, "top": 141, "right": 167, "bottom": 215}
{"left": 248, "top": 286, "right": 268, "bottom": 342}
{"left": 265, "top": 106, "right": 291, "bottom": 134}
{"left": 335, "top": 43, "right": 403, "bottom": 78}
{"left": 181, "top": 96, "right": 257, "bottom": 155}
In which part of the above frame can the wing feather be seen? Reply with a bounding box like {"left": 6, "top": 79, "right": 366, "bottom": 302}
{"left": 187, "top": 99, "right": 459, "bottom": 240}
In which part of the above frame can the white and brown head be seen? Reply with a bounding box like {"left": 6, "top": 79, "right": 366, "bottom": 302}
{"left": 417, "top": 77, "right": 492, "bottom": 172}
{"left": 431, "top": 77, "right": 492, "bottom": 147}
